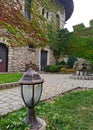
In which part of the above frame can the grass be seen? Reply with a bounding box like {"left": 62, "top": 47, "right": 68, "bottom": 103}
{"left": 0, "top": 89, "right": 93, "bottom": 130}
{"left": 0, "top": 73, "right": 22, "bottom": 84}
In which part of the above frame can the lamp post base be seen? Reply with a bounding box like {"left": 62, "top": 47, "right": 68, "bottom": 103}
{"left": 24, "top": 108, "right": 41, "bottom": 129}
{"left": 24, "top": 108, "right": 46, "bottom": 130}
{"left": 30, "top": 118, "right": 46, "bottom": 130}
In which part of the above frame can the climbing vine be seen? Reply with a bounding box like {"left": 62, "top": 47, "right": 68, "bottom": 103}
{"left": 0, "top": 0, "right": 64, "bottom": 47}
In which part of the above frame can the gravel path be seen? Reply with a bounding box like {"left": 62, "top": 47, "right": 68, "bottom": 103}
{"left": 0, "top": 74, "right": 93, "bottom": 115}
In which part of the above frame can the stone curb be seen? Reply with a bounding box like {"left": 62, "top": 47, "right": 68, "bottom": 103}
{"left": 0, "top": 82, "right": 19, "bottom": 90}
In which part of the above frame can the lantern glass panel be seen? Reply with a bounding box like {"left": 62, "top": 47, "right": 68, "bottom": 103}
{"left": 34, "top": 84, "right": 42, "bottom": 105}
{"left": 22, "top": 85, "right": 33, "bottom": 106}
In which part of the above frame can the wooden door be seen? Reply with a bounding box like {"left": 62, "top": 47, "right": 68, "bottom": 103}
{"left": 0, "top": 45, "right": 8, "bottom": 72}
{"left": 41, "top": 50, "right": 47, "bottom": 70}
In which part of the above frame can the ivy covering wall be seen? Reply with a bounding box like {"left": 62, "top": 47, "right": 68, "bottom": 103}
{"left": 0, "top": 0, "right": 64, "bottom": 47}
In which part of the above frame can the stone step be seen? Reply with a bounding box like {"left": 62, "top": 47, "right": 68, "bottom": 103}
{"left": 0, "top": 82, "right": 19, "bottom": 90}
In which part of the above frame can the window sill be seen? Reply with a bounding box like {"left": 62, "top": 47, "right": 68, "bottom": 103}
{"left": 28, "top": 48, "right": 36, "bottom": 51}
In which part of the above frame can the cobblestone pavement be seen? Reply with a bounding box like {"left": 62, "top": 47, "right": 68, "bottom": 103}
{"left": 0, "top": 74, "right": 93, "bottom": 115}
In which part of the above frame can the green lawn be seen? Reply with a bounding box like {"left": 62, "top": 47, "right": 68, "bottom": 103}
{"left": 0, "top": 90, "right": 93, "bottom": 130}
{"left": 0, "top": 73, "right": 22, "bottom": 84}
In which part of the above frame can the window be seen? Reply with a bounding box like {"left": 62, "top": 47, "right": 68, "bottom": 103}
{"left": 56, "top": 14, "right": 60, "bottom": 31}
{"left": 42, "top": 8, "right": 45, "bottom": 15}
{"left": 46, "top": 12, "right": 49, "bottom": 19}
{"left": 29, "top": 43, "right": 34, "bottom": 48}
{"left": 25, "top": 0, "right": 31, "bottom": 20}
{"left": 28, "top": 43, "right": 36, "bottom": 51}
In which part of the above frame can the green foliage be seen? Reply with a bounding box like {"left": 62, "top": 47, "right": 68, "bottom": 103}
{"left": 45, "top": 65, "right": 61, "bottom": 72}
{"left": 49, "top": 65, "right": 60, "bottom": 72}
{"left": 58, "top": 60, "right": 66, "bottom": 65}
{"left": 0, "top": 107, "right": 30, "bottom": 130}
{"left": 57, "top": 25, "right": 93, "bottom": 64}
{"left": 67, "top": 54, "right": 77, "bottom": 68}
{"left": 1, "top": 90, "right": 93, "bottom": 129}
{"left": 49, "top": 20, "right": 93, "bottom": 65}
{"left": 90, "top": 19, "right": 93, "bottom": 27}
{"left": 5, "top": 24, "right": 17, "bottom": 35}
{"left": 73, "top": 23, "right": 85, "bottom": 32}
{"left": 48, "top": 20, "right": 59, "bottom": 60}
{"left": 50, "top": 28, "right": 72, "bottom": 63}
{"left": 57, "top": 29, "right": 71, "bottom": 55}
{"left": 0, "top": 0, "right": 64, "bottom": 47}
{"left": 44, "top": 65, "right": 51, "bottom": 72}
{"left": 0, "top": 21, "right": 32, "bottom": 46}
{"left": 67, "top": 32, "right": 93, "bottom": 62}
{"left": 0, "top": 73, "right": 22, "bottom": 84}
{"left": 39, "top": 0, "right": 64, "bottom": 13}
{"left": 45, "top": 64, "right": 74, "bottom": 73}
{"left": 60, "top": 67, "right": 76, "bottom": 73}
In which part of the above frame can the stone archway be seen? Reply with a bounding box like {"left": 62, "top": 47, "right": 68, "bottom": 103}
{"left": 0, "top": 43, "right": 8, "bottom": 72}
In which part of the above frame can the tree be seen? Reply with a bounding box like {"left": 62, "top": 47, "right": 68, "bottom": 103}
{"left": 49, "top": 28, "right": 72, "bottom": 63}
{"left": 67, "top": 54, "right": 77, "bottom": 68}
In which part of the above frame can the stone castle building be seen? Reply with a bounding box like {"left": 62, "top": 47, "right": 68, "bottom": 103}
{"left": 0, "top": 0, "right": 74, "bottom": 72}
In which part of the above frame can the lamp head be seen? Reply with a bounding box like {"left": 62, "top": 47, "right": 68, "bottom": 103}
{"left": 19, "top": 68, "right": 44, "bottom": 108}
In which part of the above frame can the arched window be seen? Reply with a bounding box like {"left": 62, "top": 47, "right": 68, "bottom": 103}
{"left": 56, "top": 14, "right": 60, "bottom": 31}
{"left": 25, "top": 0, "right": 31, "bottom": 20}
{"left": 42, "top": 8, "right": 45, "bottom": 15}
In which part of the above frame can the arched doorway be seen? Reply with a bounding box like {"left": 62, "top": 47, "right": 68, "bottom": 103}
{"left": 0, "top": 44, "right": 8, "bottom": 72}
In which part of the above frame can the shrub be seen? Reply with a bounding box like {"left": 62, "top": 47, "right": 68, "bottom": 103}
{"left": 44, "top": 65, "right": 51, "bottom": 72}
{"left": 45, "top": 65, "right": 61, "bottom": 72}
{"left": 60, "top": 68, "right": 67, "bottom": 73}
{"left": 60, "top": 68, "right": 76, "bottom": 74}
{"left": 67, "top": 54, "right": 77, "bottom": 68}
{"left": 45, "top": 64, "right": 74, "bottom": 73}
{"left": 49, "top": 65, "right": 59, "bottom": 72}
{"left": 58, "top": 60, "right": 66, "bottom": 65}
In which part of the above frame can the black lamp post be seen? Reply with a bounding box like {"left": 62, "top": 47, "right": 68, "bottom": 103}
{"left": 19, "top": 67, "right": 44, "bottom": 129}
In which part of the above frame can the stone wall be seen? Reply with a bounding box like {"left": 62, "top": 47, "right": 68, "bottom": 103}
{"left": 19, "top": 0, "right": 65, "bottom": 29}
{"left": 49, "top": 49, "right": 56, "bottom": 65}
{"left": 8, "top": 46, "right": 39, "bottom": 72}
{"left": 8, "top": 46, "right": 56, "bottom": 72}
{"left": 60, "top": 13, "right": 65, "bottom": 29}
{"left": 0, "top": 0, "right": 63, "bottom": 72}
{"left": 39, "top": 5, "right": 65, "bottom": 29}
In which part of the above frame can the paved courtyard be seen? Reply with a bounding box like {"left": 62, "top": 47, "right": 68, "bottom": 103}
{"left": 0, "top": 74, "right": 93, "bottom": 115}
